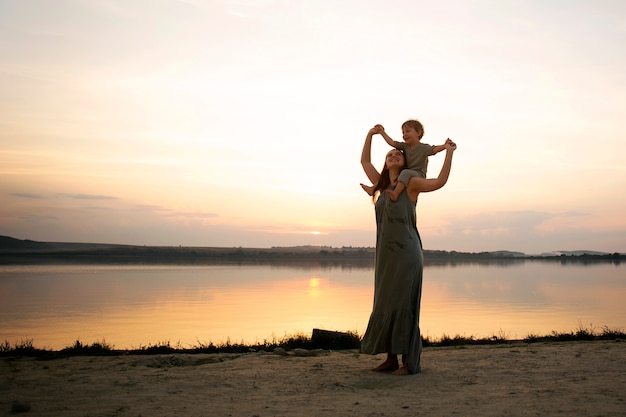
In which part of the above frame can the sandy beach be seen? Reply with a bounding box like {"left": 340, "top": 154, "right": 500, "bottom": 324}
{"left": 2, "top": 340, "right": 625, "bottom": 417}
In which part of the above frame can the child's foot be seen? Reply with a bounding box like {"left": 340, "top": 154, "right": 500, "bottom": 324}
{"left": 360, "top": 183, "right": 375, "bottom": 196}
{"left": 385, "top": 189, "right": 398, "bottom": 202}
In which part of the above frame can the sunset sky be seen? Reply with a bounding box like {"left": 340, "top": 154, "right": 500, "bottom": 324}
{"left": 1, "top": 0, "right": 625, "bottom": 254}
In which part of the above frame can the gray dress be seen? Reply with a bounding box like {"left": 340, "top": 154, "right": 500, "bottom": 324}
{"left": 361, "top": 189, "right": 423, "bottom": 374}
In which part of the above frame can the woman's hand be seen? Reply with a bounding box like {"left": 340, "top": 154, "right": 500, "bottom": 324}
{"left": 368, "top": 126, "right": 380, "bottom": 136}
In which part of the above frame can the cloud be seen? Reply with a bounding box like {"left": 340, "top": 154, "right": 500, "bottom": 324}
{"left": 422, "top": 210, "right": 624, "bottom": 254}
{"left": 10, "top": 193, "right": 45, "bottom": 199}
{"left": 22, "top": 214, "right": 57, "bottom": 223}
{"left": 11, "top": 192, "right": 118, "bottom": 201}
{"left": 447, "top": 210, "right": 557, "bottom": 237}
{"left": 56, "top": 193, "right": 118, "bottom": 200}
{"left": 125, "top": 203, "right": 218, "bottom": 220}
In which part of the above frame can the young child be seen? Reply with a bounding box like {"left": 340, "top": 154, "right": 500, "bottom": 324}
{"left": 361, "top": 119, "right": 447, "bottom": 201}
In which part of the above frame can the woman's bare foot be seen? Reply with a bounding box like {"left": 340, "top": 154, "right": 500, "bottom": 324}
{"left": 385, "top": 189, "right": 398, "bottom": 201}
{"left": 360, "top": 183, "right": 375, "bottom": 196}
{"left": 391, "top": 366, "right": 409, "bottom": 376}
{"left": 371, "top": 359, "right": 399, "bottom": 372}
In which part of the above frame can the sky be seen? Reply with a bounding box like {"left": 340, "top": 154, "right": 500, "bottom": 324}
{"left": 1, "top": 0, "right": 625, "bottom": 255}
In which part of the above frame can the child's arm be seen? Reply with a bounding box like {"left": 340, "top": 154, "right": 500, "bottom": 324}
{"left": 432, "top": 140, "right": 449, "bottom": 155}
{"left": 376, "top": 125, "right": 399, "bottom": 149}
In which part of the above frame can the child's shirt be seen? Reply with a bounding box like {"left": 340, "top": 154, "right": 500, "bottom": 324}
{"left": 392, "top": 141, "right": 436, "bottom": 178}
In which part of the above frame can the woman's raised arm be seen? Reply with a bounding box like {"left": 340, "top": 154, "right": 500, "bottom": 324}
{"left": 408, "top": 140, "right": 456, "bottom": 195}
{"left": 361, "top": 128, "right": 380, "bottom": 185}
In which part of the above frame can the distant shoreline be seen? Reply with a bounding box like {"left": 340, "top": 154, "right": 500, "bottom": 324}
{"left": 1, "top": 235, "right": 623, "bottom": 265}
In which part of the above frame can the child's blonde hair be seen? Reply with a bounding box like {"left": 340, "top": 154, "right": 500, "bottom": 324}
{"left": 402, "top": 119, "right": 424, "bottom": 139}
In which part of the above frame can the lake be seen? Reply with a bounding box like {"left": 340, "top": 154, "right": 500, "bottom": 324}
{"left": 0, "top": 260, "right": 624, "bottom": 350}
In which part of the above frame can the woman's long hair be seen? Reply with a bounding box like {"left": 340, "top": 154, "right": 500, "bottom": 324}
{"left": 371, "top": 149, "right": 407, "bottom": 202}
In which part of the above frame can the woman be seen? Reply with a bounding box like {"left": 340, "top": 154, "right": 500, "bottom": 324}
{"left": 360, "top": 126, "right": 456, "bottom": 375}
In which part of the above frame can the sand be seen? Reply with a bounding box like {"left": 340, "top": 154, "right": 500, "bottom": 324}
{"left": 1, "top": 340, "right": 625, "bottom": 417}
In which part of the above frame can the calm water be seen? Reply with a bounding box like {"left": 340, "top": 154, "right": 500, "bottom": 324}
{"left": 0, "top": 260, "right": 624, "bottom": 350}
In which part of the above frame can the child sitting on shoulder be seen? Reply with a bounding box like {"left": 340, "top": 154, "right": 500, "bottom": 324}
{"left": 361, "top": 119, "right": 447, "bottom": 201}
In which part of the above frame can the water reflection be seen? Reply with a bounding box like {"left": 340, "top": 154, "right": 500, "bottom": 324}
{"left": 421, "top": 261, "right": 625, "bottom": 340}
{"left": 0, "top": 261, "right": 624, "bottom": 350}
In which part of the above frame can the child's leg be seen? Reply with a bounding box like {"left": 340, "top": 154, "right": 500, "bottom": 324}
{"left": 360, "top": 183, "right": 375, "bottom": 196}
{"left": 385, "top": 182, "right": 405, "bottom": 202}
{"left": 386, "top": 169, "right": 421, "bottom": 201}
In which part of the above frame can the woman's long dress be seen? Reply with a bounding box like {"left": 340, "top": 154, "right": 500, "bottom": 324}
{"left": 361, "top": 189, "right": 423, "bottom": 374}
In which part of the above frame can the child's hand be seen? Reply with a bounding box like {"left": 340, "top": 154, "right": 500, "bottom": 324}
{"left": 445, "top": 139, "right": 457, "bottom": 150}
{"left": 369, "top": 125, "right": 383, "bottom": 135}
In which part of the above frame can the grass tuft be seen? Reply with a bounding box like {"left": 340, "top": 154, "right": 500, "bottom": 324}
{"left": 60, "top": 339, "right": 116, "bottom": 355}
{"left": 1, "top": 325, "right": 624, "bottom": 357}
{"left": 0, "top": 338, "right": 49, "bottom": 356}
{"left": 523, "top": 324, "right": 625, "bottom": 344}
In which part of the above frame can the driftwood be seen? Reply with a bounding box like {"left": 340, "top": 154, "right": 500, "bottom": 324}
{"left": 311, "top": 328, "right": 360, "bottom": 350}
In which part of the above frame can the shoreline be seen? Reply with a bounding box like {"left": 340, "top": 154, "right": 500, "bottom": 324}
{"left": 3, "top": 325, "right": 624, "bottom": 357}
{"left": 2, "top": 340, "right": 625, "bottom": 416}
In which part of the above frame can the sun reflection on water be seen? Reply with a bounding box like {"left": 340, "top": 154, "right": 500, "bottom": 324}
{"left": 1, "top": 262, "right": 624, "bottom": 350}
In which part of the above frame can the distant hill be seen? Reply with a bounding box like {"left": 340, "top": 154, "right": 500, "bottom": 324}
{"left": 0, "top": 235, "right": 131, "bottom": 252}
{"left": 0, "top": 235, "right": 623, "bottom": 264}
{"left": 541, "top": 250, "right": 610, "bottom": 256}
